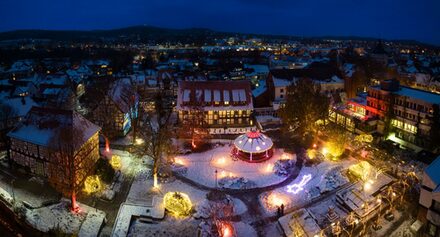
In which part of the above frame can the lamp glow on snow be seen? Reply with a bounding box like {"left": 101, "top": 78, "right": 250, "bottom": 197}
{"left": 216, "top": 157, "right": 227, "bottom": 166}
{"left": 174, "top": 157, "right": 186, "bottom": 166}
{"left": 110, "top": 155, "right": 122, "bottom": 170}
{"left": 163, "top": 192, "right": 193, "bottom": 216}
{"left": 262, "top": 163, "right": 274, "bottom": 173}
{"left": 84, "top": 175, "right": 101, "bottom": 194}
{"left": 267, "top": 193, "right": 288, "bottom": 209}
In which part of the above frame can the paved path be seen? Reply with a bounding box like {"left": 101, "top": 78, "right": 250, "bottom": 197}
{"left": 173, "top": 157, "right": 304, "bottom": 237}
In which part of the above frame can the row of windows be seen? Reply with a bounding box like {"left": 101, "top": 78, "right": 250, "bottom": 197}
{"left": 394, "top": 109, "right": 418, "bottom": 121}
{"left": 391, "top": 119, "right": 417, "bottom": 134}
{"left": 394, "top": 98, "right": 433, "bottom": 113}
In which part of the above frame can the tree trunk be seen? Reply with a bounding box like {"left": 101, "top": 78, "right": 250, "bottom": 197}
{"left": 153, "top": 159, "right": 159, "bottom": 188}
{"left": 132, "top": 117, "right": 137, "bottom": 145}
{"left": 71, "top": 192, "right": 78, "bottom": 212}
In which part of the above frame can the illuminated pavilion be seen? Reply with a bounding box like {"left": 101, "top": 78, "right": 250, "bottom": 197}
{"left": 232, "top": 131, "right": 274, "bottom": 162}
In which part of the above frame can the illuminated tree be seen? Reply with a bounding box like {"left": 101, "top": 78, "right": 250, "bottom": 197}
{"left": 178, "top": 105, "right": 210, "bottom": 150}
{"left": 325, "top": 126, "right": 349, "bottom": 158}
{"left": 280, "top": 78, "right": 329, "bottom": 139}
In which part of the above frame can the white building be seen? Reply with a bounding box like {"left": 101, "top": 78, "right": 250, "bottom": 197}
{"left": 419, "top": 156, "right": 440, "bottom": 237}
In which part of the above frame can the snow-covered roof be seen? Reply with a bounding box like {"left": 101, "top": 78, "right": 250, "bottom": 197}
{"left": 252, "top": 79, "right": 267, "bottom": 98}
{"left": 109, "top": 79, "right": 139, "bottom": 113}
{"left": 176, "top": 81, "right": 253, "bottom": 111}
{"left": 425, "top": 155, "right": 440, "bottom": 188}
{"left": 2, "top": 97, "right": 38, "bottom": 117}
{"left": 395, "top": 86, "right": 440, "bottom": 105}
{"left": 8, "top": 107, "right": 100, "bottom": 149}
{"left": 223, "top": 90, "right": 230, "bottom": 102}
{"left": 244, "top": 64, "right": 269, "bottom": 74}
{"left": 273, "top": 77, "right": 291, "bottom": 88}
{"left": 233, "top": 131, "right": 273, "bottom": 154}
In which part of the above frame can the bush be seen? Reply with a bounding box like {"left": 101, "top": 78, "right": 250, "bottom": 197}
{"left": 95, "top": 158, "right": 115, "bottom": 183}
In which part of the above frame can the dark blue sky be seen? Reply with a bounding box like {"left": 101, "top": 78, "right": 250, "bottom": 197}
{"left": 1, "top": 0, "right": 439, "bottom": 45}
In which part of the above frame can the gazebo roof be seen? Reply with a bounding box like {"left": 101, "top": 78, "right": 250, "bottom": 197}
{"left": 233, "top": 131, "right": 273, "bottom": 154}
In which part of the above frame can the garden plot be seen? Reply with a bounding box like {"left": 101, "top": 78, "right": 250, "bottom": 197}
{"left": 173, "top": 146, "right": 296, "bottom": 189}
{"left": 260, "top": 159, "right": 355, "bottom": 215}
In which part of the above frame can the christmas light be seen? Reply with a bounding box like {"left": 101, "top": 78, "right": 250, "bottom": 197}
{"left": 163, "top": 192, "right": 193, "bottom": 216}
{"left": 287, "top": 174, "right": 312, "bottom": 194}
{"left": 110, "top": 155, "right": 121, "bottom": 170}
{"left": 83, "top": 175, "right": 101, "bottom": 194}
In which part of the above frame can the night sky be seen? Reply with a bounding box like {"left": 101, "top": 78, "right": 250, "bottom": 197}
{"left": 1, "top": 0, "right": 439, "bottom": 45}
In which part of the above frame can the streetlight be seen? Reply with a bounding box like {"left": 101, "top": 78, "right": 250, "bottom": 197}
{"left": 215, "top": 169, "right": 218, "bottom": 189}
{"left": 11, "top": 179, "right": 15, "bottom": 206}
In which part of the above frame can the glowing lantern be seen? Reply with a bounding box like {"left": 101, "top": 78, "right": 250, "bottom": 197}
{"left": 84, "top": 175, "right": 101, "bottom": 194}
{"left": 110, "top": 155, "right": 122, "bottom": 170}
{"left": 163, "top": 192, "right": 193, "bottom": 216}
{"left": 322, "top": 147, "right": 328, "bottom": 156}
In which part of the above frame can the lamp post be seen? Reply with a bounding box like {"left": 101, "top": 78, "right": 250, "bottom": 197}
{"left": 215, "top": 169, "right": 218, "bottom": 189}
{"left": 11, "top": 179, "right": 15, "bottom": 206}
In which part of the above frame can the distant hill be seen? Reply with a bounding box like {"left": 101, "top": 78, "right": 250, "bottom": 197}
{"left": 0, "top": 25, "right": 433, "bottom": 47}
{"left": 0, "top": 26, "right": 222, "bottom": 42}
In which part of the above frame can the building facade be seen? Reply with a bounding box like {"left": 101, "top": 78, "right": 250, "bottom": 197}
{"left": 366, "top": 79, "right": 440, "bottom": 151}
{"left": 91, "top": 79, "right": 139, "bottom": 138}
{"left": 419, "top": 156, "right": 440, "bottom": 237}
{"left": 176, "top": 80, "right": 255, "bottom": 134}
{"left": 7, "top": 107, "right": 101, "bottom": 196}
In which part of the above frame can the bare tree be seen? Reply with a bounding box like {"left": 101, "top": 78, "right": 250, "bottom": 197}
{"left": 0, "top": 102, "right": 18, "bottom": 131}
{"left": 280, "top": 78, "right": 330, "bottom": 139}
{"left": 119, "top": 80, "right": 140, "bottom": 145}
{"left": 137, "top": 91, "right": 175, "bottom": 188}
{"left": 48, "top": 124, "right": 98, "bottom": 211}
{"left": 178, "top": 105, "right": 210, "bottom": 150}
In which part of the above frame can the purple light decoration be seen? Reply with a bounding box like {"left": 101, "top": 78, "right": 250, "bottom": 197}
{"left": 286, "top": 174, "right": 312, "bottom": 194}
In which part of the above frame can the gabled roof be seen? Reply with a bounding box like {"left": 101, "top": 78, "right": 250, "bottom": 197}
{"left": 8, "top": 106, "right": 100, "bottom": 149}
{"left": 176, "top": 80, "right": 253, "bottom": 110}
{"left": 108, "top": 79, "right": 139, "bottom": 114}
{"left": 270, "top": 62, "right": 342, "bottom": 81}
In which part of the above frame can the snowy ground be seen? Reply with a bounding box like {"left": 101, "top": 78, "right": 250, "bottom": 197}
{"left": 233, "top": 222, "right": 258, "bottom": 237}
{"left": 127, "top": 216, "right": 200, "bottom": 237}
{"left": 0, "top": 174, "right": 59, "bottom": 208}
{"left": 259, "top": 159, "right": 355, "bottom": 215}
{"left": 174, "top": 145, "right": 296, "bottom": 189}
{"left": 114, "top": 169, "right": 248, "bottom": 236}
{"left": 26, "top": 198, "right": 105, "bottom": 236}
{"left": 102, "top": 148, "right": 148, "bottom": 178}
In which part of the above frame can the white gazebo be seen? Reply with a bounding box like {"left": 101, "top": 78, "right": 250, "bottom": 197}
{"left": 232, "top": 131, "right": 274, "bottom": 162}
